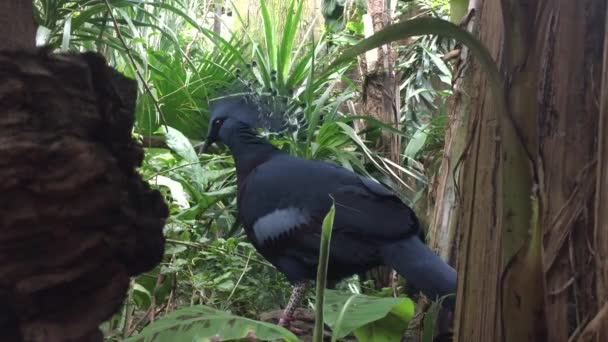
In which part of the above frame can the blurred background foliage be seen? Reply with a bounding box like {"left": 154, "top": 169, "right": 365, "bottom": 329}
{"left": 32, "top": 0, "right": 455, "bottom": 339}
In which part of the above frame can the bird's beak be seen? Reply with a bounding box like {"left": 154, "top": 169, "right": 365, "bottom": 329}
{"left": 200, "top": 123, "right": 219, "bottom": 154}
{"left": 200, "top": 139, "right": 211, "bottom": 153}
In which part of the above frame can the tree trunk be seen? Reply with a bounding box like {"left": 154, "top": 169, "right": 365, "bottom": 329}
{"left": 0, "top": 1, "right": 35, "bottom": 50}
{"left": 439, "top": 0, "right": 608, "bottom": 341}
{"left": 0, "top": 19, "right": 168, "bottom": 341}
{"left": 363, "top": 0, "right": 400, "bottom": 165}
{"left": 361, "top": 0, "right": 401, "bottom": 289}
{"left": 591, "top": 12, "right": 608, "bottom": 340}
{"left": 427, "top": 0, "right": 477, "bottom": 263}
{"left": 213, "top": 1, "right": 223, "bottom": 35}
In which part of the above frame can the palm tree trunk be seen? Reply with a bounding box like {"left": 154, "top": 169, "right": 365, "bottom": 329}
{"left": 363, "top": 0, "right": 400, "bottom": 166}
{"left": 361, "top": 0, "right": 401, "bottom": 289}
{"left": 440, "top": 0, "right": 608, "bottom": 340}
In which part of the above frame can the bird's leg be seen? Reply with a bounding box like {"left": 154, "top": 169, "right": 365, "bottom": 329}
{"left": 278, "top": 281, "right": 309, "bottom": 327}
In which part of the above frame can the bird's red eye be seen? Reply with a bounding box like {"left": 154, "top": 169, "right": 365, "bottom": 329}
{"left": 214, "top": 119, "right": 224, "bottom": 127}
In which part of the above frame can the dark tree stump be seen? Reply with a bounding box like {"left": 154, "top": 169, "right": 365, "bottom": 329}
{"left": 0, "top": 48, "right": 168, "bottom": 342}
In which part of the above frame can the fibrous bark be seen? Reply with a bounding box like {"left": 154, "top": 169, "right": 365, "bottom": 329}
{"left": 0, "top": 48, "right": 168, "bottom": 342}
{"left": 363, "top": 0, "right": 400, "bottom": 165}
{"left": 427, "top": 1, "right": 478, "bottom": 263}
{"left": 446, "top": 0, "right": 608, "bottom": 341}
{"left": 592, "top": 7, "right": 608, "bottom": 340}
{"left": 362, "top": 0, "right": 401, "bottom": 290}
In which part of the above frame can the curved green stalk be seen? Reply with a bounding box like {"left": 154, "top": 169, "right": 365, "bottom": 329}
{"left": 313, "top": 201, "right": 336, "bottom": 342}
{"left": 327, "top": 17, "right": 505, "bottom": 112}
{"left": 331, "top": 293, "right": 360, "bottom": 342}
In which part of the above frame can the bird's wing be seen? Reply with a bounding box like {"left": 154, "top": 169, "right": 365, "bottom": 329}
{"left": 239, "top": 155, "right": 419, "bottom": 248}
{"left": 329, "top": 175, "right": 420, "bottom": 241}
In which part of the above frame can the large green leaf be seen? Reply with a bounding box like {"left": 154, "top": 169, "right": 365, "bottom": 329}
{"left": 162, "top": 126, "right": 206, "bottom": 192}
{"left": 323, "top": 289, "right": 415, "bottom": 341}
{"left": 163, "top": 126, "right": 198, "bottom": 162}
{"left": 123, "top": 305, "right": 299, "bottom": 342}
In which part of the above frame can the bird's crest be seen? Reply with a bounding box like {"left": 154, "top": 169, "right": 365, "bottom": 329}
{"left": 209, "top": 91, "right": 297, "bottom": 133}
{"left": 208, "top": 67, "right": 307, "bottom": 133}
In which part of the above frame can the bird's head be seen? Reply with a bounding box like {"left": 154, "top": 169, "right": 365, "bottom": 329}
{"left": 200, "top": 95, "right": 258, "bottom": 153}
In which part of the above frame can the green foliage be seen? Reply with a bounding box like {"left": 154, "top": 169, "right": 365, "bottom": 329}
{"left": 328, "top": 17, "right": 502, "bottom": 102}
{"left": 34, "top": 0, "right": 245, "bottom": 139}
{"left": 321, "top": 0, "right": 366, "bottom": 33}
{"left": 122, "top": 305, "right": 299, "bottom": 342}
{"left": 323, "top": 290, "right": 415, "bottom": 341}
{"left": 34, "top": 0, "right": 460, "bottom": 340}
{"left": 120, "top": 203, "right": 416, "bottom": 342}
{"left": 215, "top": 0, "right": 402, "bottom": 186}
{"left": 231, "top": 0, "right": 342, "bottom": 97}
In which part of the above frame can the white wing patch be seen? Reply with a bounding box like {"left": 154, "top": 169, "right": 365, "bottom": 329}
{"left": 253, "top": 207, "right": 310, "bottom": 243}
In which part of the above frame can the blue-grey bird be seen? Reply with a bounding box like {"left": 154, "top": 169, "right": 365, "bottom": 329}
{"left": 201, "top": 95, "right": 456, "bottom": 327}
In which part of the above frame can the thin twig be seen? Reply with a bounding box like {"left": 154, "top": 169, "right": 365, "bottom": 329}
{"left": 144, "top": 158, "right": 232, "bottom": 182}
{"left": 126, "top": 305, "right": 154, "bottom": 336}
{"left": 225, "top": 251, "right": 252, "bottom": 305}
{"left": 149, "top": 273, "right": 165, "bottom": 323}
{"left": 121, "top": 279, "right": 134, "bottom": 338}
{"left": 102, "top": 0, "right": 167, "bottom": 128}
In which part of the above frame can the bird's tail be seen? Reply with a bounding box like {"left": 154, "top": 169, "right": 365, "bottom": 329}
{"left": 380, "top": 237, "right": 457, "bottom": 309}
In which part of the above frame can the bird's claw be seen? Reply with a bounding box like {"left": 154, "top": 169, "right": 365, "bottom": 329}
{"left": 278, "top": 312, "right": 295, "bottom": 327}
{"left": 278, "top": 316, "right": 305, "bottom": 335}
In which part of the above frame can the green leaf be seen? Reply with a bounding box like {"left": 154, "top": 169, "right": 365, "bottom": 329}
{"left": 216, "top": 280, "right": 235, "bottom": 292}
{"left": 313, "top": 202, "right": 336, "bottom": 342}
{"left": 152, "top": 175, "right": 190, "bottom": 209}
{"left": 162, "top": 126, "right": 205, "bottom": 189}
{"left": 164, "top": 245, "right": 187, "bottom": 255}
{"left": 174, "top": 203, "right": 205, "bottom": 220}
{"left": 424, "top": 47, "right": 451, "bottom": 78}
{"left": 163, "top": 126, "right": 198, "bottom": 163}
{"left": 422, "top": 299, "right": 441, "bottom": 342}
{"left": 404, "top": 124, "right": 429, "bottom": 159}
{"left": 123, "top": 305, "right": 299, "bottom": 342}
{"left": 277, "top": 0, "right": 304, "bottom": 87}
{"left": 132, "top": 282, "right": 153, "bottom": 309}
{"left": 260, "top": 0, "right": 277, "bottom": 70}
{"left": 132, "top": 283, "right": 152, "bottom": 302}
{"left": 323, "top": 289, "right": 415, "bottom": 341}
{"left": 61, "top": 14, "right": 72, "bottom": 51}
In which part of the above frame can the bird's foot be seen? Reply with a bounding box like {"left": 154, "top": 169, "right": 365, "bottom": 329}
{"left": 278, "top": 311, "right": 295, "bottom": 327}
{"left": 277, "top": 312, "right": 306, "bottom": 335}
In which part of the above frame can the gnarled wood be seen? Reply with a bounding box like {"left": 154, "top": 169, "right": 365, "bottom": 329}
{"left": 0, "top": 48, "right": 168, "bottom": 342}
{"left": 0, "top": 1, "right": 35, "bottom": 50}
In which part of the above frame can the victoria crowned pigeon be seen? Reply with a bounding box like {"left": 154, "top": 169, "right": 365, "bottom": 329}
{"left": 201, "top": 95, "right": 457, "bottom": 327}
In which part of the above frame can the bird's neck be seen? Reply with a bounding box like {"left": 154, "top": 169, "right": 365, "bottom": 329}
{"left": 223, "top": 125, "right": 280, "bottom": 178}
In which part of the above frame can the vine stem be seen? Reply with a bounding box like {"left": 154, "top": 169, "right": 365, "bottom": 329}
{"left": 102, "top": 0, "right": 168, "bottom": 129}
